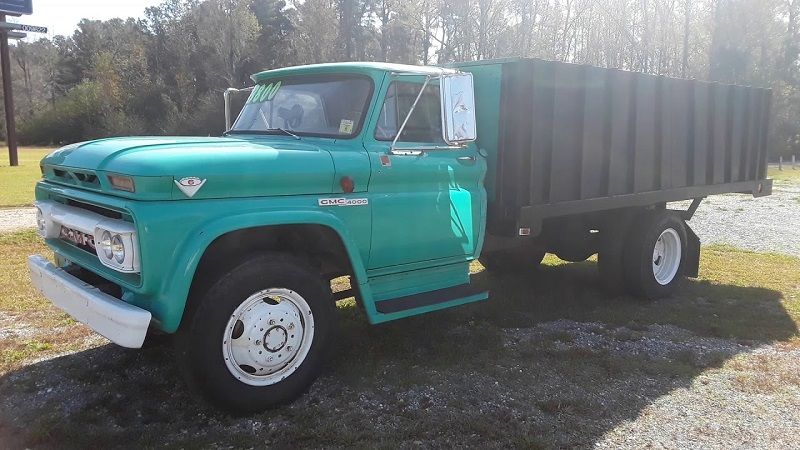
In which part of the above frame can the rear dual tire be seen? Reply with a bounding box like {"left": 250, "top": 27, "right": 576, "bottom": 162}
{"left": 623, "top": 211, "right": 688, "bottom": 299}
{"left": 600, "top": 210, "right": 688, "bottom": 300}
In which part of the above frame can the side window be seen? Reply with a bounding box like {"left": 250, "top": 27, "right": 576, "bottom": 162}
{"left": 375, "top": 82, "right": 443, "bottom": 142}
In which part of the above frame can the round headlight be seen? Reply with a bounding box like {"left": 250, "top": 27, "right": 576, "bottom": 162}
{"left": 111, "top": 234, "right": 125, "bottom": 263}
{"left": 36, "top": 208, "right": 46, "bottom": 233}
{"left": 99, "top": 231, "right": 113, "bottom": 259}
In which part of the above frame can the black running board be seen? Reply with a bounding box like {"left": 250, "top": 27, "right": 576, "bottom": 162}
{"left": 375, "top": 284, "right": 488, "bottom": 314}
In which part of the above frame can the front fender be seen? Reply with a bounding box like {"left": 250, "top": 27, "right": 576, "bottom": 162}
{"left": 157, "top": 209, "right": 370, "bottom": 332}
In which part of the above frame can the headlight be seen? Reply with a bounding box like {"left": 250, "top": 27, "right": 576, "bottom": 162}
{"left": 111, "top": 234, "right": 125, "bottom": 263}
{"left": 36, "top": 207, "right": 46, "bottom": 235}
{"left": 93, "top": 227, "right": 139, "bottom": 273}
{"left": 99, "top": 231, "right": 113, "bottom": 259}
{"left": 33, "top": 202, "right": 60, "bottom": 238}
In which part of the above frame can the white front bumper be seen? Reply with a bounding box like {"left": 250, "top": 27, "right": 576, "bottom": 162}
{"left": 27, "top": 255, "right": 151, "bottom": 348}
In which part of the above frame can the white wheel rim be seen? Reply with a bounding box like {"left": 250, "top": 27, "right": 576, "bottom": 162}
{"left": 652, "top": 228, "right": 682, "bottom": 286}
{"left": 222, "top": 288, "right": 314, "bottom": 386}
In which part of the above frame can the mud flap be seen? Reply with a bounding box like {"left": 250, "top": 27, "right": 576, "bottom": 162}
{"left": 683, "top": 222, "right": 701, "bottom": 278}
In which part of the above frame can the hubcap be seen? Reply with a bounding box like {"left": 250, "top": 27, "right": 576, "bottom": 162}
{"left": 222, "top": 288, "right": 314, "bottom": 386}
{"left": 652, "top": 228, "right": 682, "bottom": 286}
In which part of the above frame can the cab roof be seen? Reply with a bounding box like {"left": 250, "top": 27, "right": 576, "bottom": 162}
{"left": 251, "top": 61, "right": 455, "bottom": 82}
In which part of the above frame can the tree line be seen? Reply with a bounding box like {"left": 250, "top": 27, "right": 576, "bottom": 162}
{"left": 5, "top": 0, "right": 800, "bottom": 157}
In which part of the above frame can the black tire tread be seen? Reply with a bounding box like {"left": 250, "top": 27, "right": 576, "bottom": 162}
{"left": 623, "top": 211, "right": 688, "bottom": 300}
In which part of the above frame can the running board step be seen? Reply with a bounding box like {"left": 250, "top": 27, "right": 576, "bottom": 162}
{"left": 375, "top": 284, "right": 488, "bottom": 314}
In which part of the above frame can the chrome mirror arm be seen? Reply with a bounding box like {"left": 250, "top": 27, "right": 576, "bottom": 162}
{"left": 224, "top": 86, "right": 255, "bottom": 131}
{"left": 389, "top": 75, "right": 433, "bottom": 155}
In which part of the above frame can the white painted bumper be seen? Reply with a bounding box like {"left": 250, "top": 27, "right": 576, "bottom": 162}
{"left": 27, "top": 255, "right": 151, "bottom": 348}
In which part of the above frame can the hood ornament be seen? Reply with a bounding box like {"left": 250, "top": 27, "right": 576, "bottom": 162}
{"left": 175, "top": 177, "right": 207, "bottom": 198}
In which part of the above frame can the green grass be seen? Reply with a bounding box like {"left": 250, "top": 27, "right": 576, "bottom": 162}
{"left": 769, "top": 166, "right": 800, "bottom": 183}
{"left": 0, "top": 147, "right": 53, "bottom": 208}
{"left": 0, "top": 229, "right": 49, "bottom": 313}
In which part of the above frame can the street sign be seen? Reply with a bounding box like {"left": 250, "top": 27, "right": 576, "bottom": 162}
{"left": 0, "top": 22, "right": 46, "bottom": 33}
{"left": 0, "top": 1, "right": 32, "bottom": 16}
{"left": 5, "top": 30, "right": 24, "bottom": 39}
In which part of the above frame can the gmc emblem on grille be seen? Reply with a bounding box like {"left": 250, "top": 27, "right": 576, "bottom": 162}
{"left": 60, "top": 226, "right": 96, "bottom": 250}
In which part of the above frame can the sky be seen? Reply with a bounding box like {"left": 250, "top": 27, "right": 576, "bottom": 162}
{"left": 5, "top": 0, "right": 163, "bottom": 39}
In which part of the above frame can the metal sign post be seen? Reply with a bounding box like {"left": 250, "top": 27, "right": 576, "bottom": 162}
{"left": 0, "top": 0, "right": 46, "bottom": 166}
{"left": 1, "top": 13, "right": 17, "bottom": 166}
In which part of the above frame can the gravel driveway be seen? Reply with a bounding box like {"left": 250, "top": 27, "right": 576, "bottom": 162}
{"left": 0, "top": 208, "right": 35, "bottom": 233}
{"left": 673, "top": 180, "right": 800, "bottom": 257}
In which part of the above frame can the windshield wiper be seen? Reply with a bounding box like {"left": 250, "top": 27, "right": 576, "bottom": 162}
{"left": 266, "top": 128, "right": 301, "bottom": 140}
{"left": 223, "top": 128, "right": 301, "bottom": 140}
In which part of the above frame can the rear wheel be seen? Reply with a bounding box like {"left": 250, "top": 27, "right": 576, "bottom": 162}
{"left": 175, "top": 253, "right": 336, "bottom": 413}
{"left": 623, "top": 211, "right": 688, "bottom": 299}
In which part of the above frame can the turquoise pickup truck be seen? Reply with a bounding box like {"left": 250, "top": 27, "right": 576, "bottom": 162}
{"left": 29, "top": 59, "right": 771, "bottom": 412}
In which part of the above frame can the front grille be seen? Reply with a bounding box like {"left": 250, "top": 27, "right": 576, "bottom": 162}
{"left": 59, "top": 225, "right": 97, "bottom": 254}
{"left": 46, "top": 195, "right": 131, "bottom": 258}
{"left": 65, "top": 199, "right": 124, "bottom": 220}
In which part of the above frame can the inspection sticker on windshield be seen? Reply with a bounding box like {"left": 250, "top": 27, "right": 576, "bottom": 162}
{"left": 318, "top": 198, "right": 368, "bottom": 207}
{"left": 339, "top": 119, "right": 354, "bottom": 134}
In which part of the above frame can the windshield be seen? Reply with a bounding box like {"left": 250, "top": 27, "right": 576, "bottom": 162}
{"left": 231, "top": 75, "right": 373, "bottom": 138}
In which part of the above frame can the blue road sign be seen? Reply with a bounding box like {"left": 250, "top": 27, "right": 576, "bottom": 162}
{"left": 0, "top": 1, "right": 32, "bottom": 16}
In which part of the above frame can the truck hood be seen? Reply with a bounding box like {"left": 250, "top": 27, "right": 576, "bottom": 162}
{"left": 41, "top": 136, "right": 337, "bottom": 200}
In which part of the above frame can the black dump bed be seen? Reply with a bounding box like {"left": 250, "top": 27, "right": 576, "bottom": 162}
{"left": 460, "top": 58, "right": 773, "bottom": 236}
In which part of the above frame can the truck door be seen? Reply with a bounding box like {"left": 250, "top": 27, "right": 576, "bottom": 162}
{"left": 364, "top": 75, "right": 486, "bottom": 270}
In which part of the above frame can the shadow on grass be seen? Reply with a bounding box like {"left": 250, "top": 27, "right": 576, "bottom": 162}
{"left": 0, "top": 260, "right": 796, "bottom": 448}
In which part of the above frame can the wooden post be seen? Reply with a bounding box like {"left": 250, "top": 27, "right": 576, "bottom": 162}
{"left": 0, "top": 13, "right": 18, "bottom": 167}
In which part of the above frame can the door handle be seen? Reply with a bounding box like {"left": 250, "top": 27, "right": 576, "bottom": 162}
{"left": 457, "top": 156, "right": 476, "bottom": 163}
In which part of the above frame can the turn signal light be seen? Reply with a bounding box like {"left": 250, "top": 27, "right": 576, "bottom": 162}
{"left": 108, "top": 175, "right": 135, "bottom": 192}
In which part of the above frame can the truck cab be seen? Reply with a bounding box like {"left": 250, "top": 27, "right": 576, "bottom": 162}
{"left": 29, "top": 62, "right": 489, "bottom": 412}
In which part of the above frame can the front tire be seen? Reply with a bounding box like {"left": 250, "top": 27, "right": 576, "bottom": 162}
{"left": 623, "top": 211, "right": 688, "bottom": 299}
{"left": 175, "top": 253, "right": 336, "bottom": 413}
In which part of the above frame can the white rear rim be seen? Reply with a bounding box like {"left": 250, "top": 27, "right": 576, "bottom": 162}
{"left": 652, "top": 228, "right": 682, "bottom": 286}
{"left": 222, "top": 288, "right": 314, "bottom": 386}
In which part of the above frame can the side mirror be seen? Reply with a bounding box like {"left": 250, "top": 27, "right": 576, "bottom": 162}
{"left": 224, "top": 88, "right": 238, "bottom": 131}
{"left": 440, "top": 73, "right": 477, "bottom": 145}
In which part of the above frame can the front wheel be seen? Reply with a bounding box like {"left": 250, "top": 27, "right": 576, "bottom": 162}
{"left": 624, "top": 211, "right": 688, "bottom": 300}
{"left": 175, "top": 253, "right": 336, "bottom": 413}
